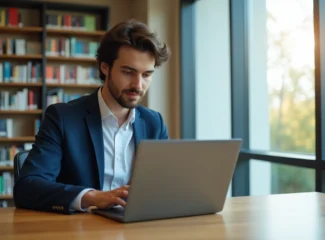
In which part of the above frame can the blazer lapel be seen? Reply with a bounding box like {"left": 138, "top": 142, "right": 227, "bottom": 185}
{"left": 84, "top": 90, "right": 104, "bottom": 190}
{"left": 133, "top": 109, "right": 146, "bottom": 151}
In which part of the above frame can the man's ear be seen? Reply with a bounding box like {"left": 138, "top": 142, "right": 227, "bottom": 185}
{"left": 100, "top": 62, "right": 109, "bottom": 76}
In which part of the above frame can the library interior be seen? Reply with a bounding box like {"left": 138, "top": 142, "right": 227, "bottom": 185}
{"left": 0, "top": 0, "right": 325, "bottom": 239}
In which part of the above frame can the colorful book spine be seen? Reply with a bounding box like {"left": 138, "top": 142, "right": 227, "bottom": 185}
{"left": 46, "top": 13, "right": 96, "bottom": 31}
{"left": 0, "top": 90, "right": 39, "bottom": 110}
{"left": 0, "top": 8, "right": 19, "bottom": 27}
{"left": 0, "top": 61, "right": 41, "bottom": 83}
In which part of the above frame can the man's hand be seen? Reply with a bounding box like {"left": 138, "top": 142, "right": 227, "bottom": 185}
{"left": 81, "top": 185, "right": 129, "bottom": 209}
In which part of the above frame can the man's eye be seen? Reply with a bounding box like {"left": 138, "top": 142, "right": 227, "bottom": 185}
{"left": 123, "top": 71, "right": 132, "bottom": 75}
{"left": 143, "top": 73, "right": 151, "bottom": 78}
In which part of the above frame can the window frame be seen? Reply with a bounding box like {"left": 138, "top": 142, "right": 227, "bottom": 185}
{"left": 180, "top": 0, "right": 325, "bottom": 195}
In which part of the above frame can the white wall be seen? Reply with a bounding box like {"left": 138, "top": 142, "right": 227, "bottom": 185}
{"left": 130, "top": 0, "right": 148, "bottom": 24}
{"left": 195, "top": 0, "right": 231, "bottom": 140}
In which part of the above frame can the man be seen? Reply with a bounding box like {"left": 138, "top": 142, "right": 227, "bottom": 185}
{"left": 13, "top": 19, "right": 170, "bottom": 214}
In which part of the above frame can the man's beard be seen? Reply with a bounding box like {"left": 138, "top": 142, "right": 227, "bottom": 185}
{"left": 106, "top": 75, "right": 144, "bottom": 109}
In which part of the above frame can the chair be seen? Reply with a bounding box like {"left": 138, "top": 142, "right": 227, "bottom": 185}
{"left": 13, "top": 150, "right": 29, "bottom": 183}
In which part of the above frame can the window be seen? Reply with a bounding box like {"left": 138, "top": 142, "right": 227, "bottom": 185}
{"left": 181, "top": 0, "right": 325, "bottom": 196}
{"left": 250, "top": 160, "right": 315, "bottom": 195}
{"left": 248, "top": 0, "right": 316, "bottom": 195}
{"left": 248, "top": 0, "right": 315, "bottom": 155}
{"left": 266, "top": 0, "right": 315, "bottom": 155}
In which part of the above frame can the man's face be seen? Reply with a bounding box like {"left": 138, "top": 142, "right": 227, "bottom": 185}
{"left": 102, "top": 46, "right": 155, "bottom": 109}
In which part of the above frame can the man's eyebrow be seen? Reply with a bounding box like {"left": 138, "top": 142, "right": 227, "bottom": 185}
{"left": 121, "top": 65, "right": 155, "bottom": 73}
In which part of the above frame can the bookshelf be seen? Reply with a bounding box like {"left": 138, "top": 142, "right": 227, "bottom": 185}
{"left": 0, "top": 82, "right": 42, "bottom": 87}
{"left": 46, "top": 56, "right": 97, "bottom": 63}
{"left": 0, "top": 110, "right": 42, "bottom": 115}
{"left": 47, "top": 28, "right": 105, "bottom": 37}
{"left": 0, "top": 137, "right": 35, "bottom": 142}
{"left": 47, "top": 83, "right": 100, "bottom": 89}
{"left": 0, "top": 54, "right": 43, "bottom": 60}
{"left": 0, "top": 26, "right": 43, "bottom": 33}
{"left": 0, "top": 166, "right": 13, "bottom": 171}
{"left": 0, "top": 195, "right": 13, "bottom": 200}
{"left": 0, "top": 0, "right": 109, "bottom": 207}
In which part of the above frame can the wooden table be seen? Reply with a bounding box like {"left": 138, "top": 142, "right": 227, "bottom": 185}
{"left": 0, "top": 192, "right": 324, "bottom": 240}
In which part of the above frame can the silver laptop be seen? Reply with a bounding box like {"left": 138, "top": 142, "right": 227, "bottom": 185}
{"left": 92, "top": 139, "right": 242, "bottom": 223}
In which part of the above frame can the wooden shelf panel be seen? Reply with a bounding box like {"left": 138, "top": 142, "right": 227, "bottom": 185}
{"left": 0, "top": 166, "right": 14, "bottom": 171}
{"left": 0, "top": 55, "right": 42, "bottom": 60}
{"left": 0, "top": 26, "right": 43, "bottom": 33}
{"left": 46, "top": 83, "right": 101, "bottom": 89}
{"left": 0, "top": 83, "right": 42, "bottom": 87}
{"left": 46, "top": 56, "right": 96, "bottom": 63}
{"left": 0, "top": 195, "right": 13, "bottom": 200}
{"left": 47, "top": 28, "right": 105, "bottom": 37}
{"left": 0, "top": 110, "right": 42, "bottom": 115}
{"left": 0, "top": 137, "right": 35, "bottom": 142}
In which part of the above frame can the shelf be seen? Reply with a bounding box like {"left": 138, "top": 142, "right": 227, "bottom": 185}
{"left": 0, "top": 83, "right": 42, "bottom": 87}
{"left": 46, "top": 83, "right": 101, "bottom": 89}
{"left": 46, "top": 56, "right": 96, "bottom": 63}
{"left": 0, "top": 166, "right": 13, "bottom": 171}
{"left": 0, "top": 26, "right": 43, "bottom": 33}
{"left": 0, "top": 195, "right": 13, "bottom": 200}
{"left": 47, "top": 28, "right": 105, "bottom": 37}
{"left": 0, "top": 54, "right": 42, "bottom": 60}
{"left": 0, "top": 110, "right": 42, "bottom": 115}
{"left": 0, "top": 137, "right": 35, "bottom": 143}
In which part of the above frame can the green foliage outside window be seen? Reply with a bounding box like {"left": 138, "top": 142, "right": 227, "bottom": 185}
{"left": 267, "top": 0, "right": 315, "bottom": 193}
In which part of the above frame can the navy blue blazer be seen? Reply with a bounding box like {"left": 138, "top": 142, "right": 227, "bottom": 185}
{"left": 13, "top": 90, "right": 168, "bottom": 214}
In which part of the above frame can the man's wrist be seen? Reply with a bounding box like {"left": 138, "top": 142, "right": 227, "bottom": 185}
{"left": 81, "top": 190, "right": 97, "bottom": 209}
{"left": 69, "top": 188, "right": 95, "bottom": 212}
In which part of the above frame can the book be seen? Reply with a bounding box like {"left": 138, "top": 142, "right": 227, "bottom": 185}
{"left": 15, "top": 39, "right": 25, "bottom": 55}
{"left": 26, "top": 41, "right": 41, "bottom": 55}
{"left": 46, "top": 64, "right": 100, "bottom": 84}
{"left": 0, "top": 62, "right": 41, "bottom": 83}
{"left": 8, "top": 8, "right": 18, "bottom": 27}
{"left": 0, "top": 120, "right": 6, "bottom": 137}
{"left": 46, "top": 37, "right": 98, "bottom": 58}
{"left": 46, "top": 88, "right": 89, "bottom": 107}
{"left": 0, "top": 90, "right": 40, "bottom": 110}
{"left": 46, "top": 13, "right": 96, "bottom": 31}
{"left": 0, "top": 119, "right": 13, "bottom": 138}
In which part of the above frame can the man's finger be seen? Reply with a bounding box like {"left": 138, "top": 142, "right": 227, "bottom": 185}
{"left": 112, "top": 197, "right": 127, "bottom": 207}
{"left": 120, "top": 185, "right": 130, "bottom": 191}
{"left": 114, "top": 189, "right": 128, "bottom": 198}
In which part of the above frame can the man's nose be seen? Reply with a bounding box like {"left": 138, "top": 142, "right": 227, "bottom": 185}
{"left": 132, "top": 75, "right": 142, "bottom": 89}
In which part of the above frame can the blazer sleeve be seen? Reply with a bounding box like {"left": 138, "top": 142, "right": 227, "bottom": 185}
{"left": 158, "top": 112, "right": 169, "bottom": 139}
{"left": 13, "top": 104, "right": 85, "bottom": 214}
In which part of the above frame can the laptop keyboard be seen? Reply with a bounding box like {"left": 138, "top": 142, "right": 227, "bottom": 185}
{"left": 100, "top": 206, "right": 125, "bottom": 214}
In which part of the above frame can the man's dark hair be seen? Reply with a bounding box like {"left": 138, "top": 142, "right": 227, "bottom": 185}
{"left": 96, "top": 19, "right": 171, "bottom": 81}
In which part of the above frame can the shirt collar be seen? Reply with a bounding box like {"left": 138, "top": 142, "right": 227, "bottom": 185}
{"left": 98, "top": 87, "right": 114, "bottom": 120}
{"left": 125, "top": 106, "right": 136, "bottom": 130}
{"left": 97, "top": 88, "right": 136, "bottom": 129}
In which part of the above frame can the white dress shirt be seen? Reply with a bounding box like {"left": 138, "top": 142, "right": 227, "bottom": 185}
{"left": 70, "top": 88, "right": 136, "bottom": 211}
